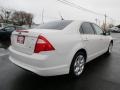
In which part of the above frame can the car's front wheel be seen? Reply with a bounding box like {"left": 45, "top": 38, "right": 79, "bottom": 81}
{"left": 70, "top": 52, "right": 86, "bottom": 78}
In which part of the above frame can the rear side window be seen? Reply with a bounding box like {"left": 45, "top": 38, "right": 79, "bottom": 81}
{"left": 36, "top": 20, "right": 73, "bottom": 30}
{"left": 81, "top": 22, "right": 95, "bottom": 34}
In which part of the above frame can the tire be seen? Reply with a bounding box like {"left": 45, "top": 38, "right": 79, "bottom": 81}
{"left": 69, "top": 52, "right": 86, "bottom": 78}
{"left": 106, "top": 42, "right": 113, "bottom": 55}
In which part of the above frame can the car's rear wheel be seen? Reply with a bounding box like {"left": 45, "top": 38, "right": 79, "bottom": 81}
{"left": 106, "top": 42, "right": 113, "bottom": 54}
{"left": 70, "top": 52, "right": 86, "bottom": 78}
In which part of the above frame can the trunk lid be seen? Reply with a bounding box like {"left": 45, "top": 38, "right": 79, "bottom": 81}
{"left": 11, "top": 29, "right": 58, "bottom": 55}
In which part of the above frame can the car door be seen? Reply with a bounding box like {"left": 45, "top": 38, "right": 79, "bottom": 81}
{"left": 91, "top": 23, "right": 109, "bottom": 52}
{"left": 80, "top": 22, "right": 99, "bottom": 61}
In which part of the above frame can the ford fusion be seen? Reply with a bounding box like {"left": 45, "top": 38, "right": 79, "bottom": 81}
{"left": 9, "top": 20, "right": 113, "bottom": 78}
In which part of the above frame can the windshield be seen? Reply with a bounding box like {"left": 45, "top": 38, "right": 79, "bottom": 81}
{"left": 36, "top": 20, "right": 73, "bottom": 30}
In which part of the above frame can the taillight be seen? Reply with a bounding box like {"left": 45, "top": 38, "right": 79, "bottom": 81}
{"left": 34, "top": 35, "right": 55, "bottom": 53}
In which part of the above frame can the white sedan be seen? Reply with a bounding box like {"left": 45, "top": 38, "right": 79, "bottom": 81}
{"left": 9, "top": 20, "right": 113, "bottom": 78}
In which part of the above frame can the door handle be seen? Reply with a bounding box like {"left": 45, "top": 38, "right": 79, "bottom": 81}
{"left": 100, "top": 38, "right": 103, "bottom": 40}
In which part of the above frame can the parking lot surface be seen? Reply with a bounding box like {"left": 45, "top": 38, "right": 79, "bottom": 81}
{"left": 0, "top": 33, "right": 120, "bottom": 90}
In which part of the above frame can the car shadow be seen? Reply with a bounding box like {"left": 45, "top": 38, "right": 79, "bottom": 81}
{"left": 10, "top": 53, "right": 112, "bottom": 90}
{"left": 0, "top": 40, "right": 10, "bottom": 49}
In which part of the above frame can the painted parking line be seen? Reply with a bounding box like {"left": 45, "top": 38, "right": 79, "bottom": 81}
{"left": 0, "top": 52, "right": 9, "bottom": 57}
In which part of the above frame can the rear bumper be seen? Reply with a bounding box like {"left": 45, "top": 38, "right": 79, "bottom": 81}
{"left": 9, "top": 46, "right": 69, "bottom": 76}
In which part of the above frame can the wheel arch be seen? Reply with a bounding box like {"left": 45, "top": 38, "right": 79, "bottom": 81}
{"left": 74, "top": 48, "right": 87, "bottom": 62}
{"left": 69, "top": 48, "right": 87, "bottom": 74}
{"left": 69, "top": 48, "right": 87, "bottom": 67}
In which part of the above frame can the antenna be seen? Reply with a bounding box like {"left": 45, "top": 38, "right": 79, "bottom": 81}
{"left": 59, "top": 11, "right": 64, "bottom": 20}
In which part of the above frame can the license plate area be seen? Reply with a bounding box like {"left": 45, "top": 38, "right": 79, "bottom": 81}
{"left": 17, "top": 35, "right": 25, "bottom": 44}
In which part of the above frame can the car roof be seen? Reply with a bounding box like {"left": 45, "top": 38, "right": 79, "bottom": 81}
{"left": 54, "top": 20, "right": 95, "bottom": 25}
{"left": 45, "top": 20, "right": 93, "bottom": 23}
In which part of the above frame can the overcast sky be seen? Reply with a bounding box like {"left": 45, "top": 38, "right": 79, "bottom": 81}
{"left": 0, "top": 0, "right": 120, "bottom": 25}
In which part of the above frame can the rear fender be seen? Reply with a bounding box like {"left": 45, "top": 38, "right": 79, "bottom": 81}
{"left": 67, "top": 43, "right": 86, "bottom": 67}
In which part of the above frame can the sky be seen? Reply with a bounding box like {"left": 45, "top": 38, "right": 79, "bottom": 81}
{"left": 0, "top": 0, "right": 120, "bottom": 25}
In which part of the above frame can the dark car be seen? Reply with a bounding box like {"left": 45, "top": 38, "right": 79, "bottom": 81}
{"left": 0, "top": 26, "right": 24, "bottom": 41}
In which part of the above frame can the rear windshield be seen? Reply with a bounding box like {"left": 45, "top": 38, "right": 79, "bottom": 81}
{"left": 36, "top": 20, "right": 73, "bottom": 30}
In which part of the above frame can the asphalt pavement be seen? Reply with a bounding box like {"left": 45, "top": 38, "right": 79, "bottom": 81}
{"left": 0, "top": 33, "right": 120, "bottom": 90}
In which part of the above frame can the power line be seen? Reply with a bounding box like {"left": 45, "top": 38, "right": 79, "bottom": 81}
{"left": 58, "top": 0, "right": 104, "bottom": 16}
{"left": 57, "top": 0, "right": 120, "bottom": 24}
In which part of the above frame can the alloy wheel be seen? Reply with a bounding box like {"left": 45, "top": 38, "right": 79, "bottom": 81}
{"left": 73, "top": 55, "right": 85, "bottom": 76}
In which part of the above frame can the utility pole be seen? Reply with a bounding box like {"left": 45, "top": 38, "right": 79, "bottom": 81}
{"left": 42, "top": 9, "right": 44, "bottom": 24}
{"left": 104, "top": 14, "right": 107, "bottom": 31}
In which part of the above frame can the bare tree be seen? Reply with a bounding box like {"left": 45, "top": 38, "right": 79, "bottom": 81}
{"left": 11, "top": 11, "right": 33, "bottom": 27}
{"left": 25, "top": 13, "right": 33, "bottom": 27}
{"left": 101, "top": 22, "right": 108, "bottom": 31}
{"left": 0, "top": 8, "right": 34, "bottom": 27}
{"left": 0, "top": 8, "right": 12, "bottom": 23}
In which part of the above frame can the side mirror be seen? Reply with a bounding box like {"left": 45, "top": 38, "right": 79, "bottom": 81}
{"left": 103, "top": 31, "right": 111, "bottom": 36}
{"left": 103, "top": 31, "right": 106, "bottom": 35}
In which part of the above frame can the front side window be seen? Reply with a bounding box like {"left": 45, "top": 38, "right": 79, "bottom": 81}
{"left": 92, "top": 24, "right": 103, "bottom": 35}
{"left": 81, "top": 22, "right": 95, "bottom": 34}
